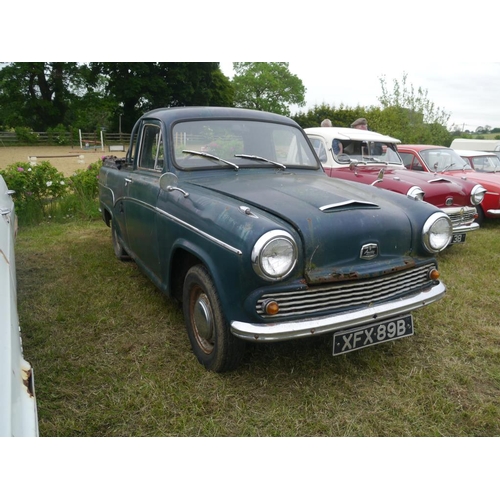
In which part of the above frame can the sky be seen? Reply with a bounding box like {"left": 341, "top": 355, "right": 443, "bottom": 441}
{"left": 220, "top": 62, "right": 500, "bottom": 132}
{"left": 3, "top": 2, "right": 499, "bottom": 136}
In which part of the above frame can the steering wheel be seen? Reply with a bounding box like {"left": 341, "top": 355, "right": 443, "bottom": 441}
{"left": 336, "top": 153, "right": 351, "bottom": 163}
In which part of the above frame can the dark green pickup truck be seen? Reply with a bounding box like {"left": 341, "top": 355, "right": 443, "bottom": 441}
{"left": 99, "top": 106, "right": 451, "bottom": 371}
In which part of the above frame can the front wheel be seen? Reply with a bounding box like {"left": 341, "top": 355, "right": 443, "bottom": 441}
{"left": 183, "top": 265, "right": 245, "bottom": 372}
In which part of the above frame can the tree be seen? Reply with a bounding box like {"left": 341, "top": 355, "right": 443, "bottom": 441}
{"left": 90, "top": 63, "right": 234, "bottom": 132}
{"left": 377, "top": 72, "right": 452, "bottom": 145}
{"left": 0, "top": 62, "right": 233, "bottom": 133}
{"left": 231, "top": 63, "right": 306, "bottom": 116}
{"left": 0, "top": 62, "right": 87, "bottom": 130}
{"left": 292, "top": 103, "right": 376, "bottom": 129}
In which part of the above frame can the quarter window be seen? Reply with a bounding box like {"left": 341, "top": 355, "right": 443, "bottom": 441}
{"left": 138, "top": 124, "right": 164, "bottom": 171}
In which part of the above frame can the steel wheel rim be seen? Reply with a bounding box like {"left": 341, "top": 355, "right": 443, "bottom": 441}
{"left": 191, "top": 289, "right": 214, "bottom": 354}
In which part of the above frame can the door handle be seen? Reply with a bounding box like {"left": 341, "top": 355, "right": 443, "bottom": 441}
{"left": 124, "top": 178, "right": 133, "bottom": 186}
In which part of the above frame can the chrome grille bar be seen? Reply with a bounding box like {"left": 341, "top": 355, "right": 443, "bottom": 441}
{"left": 446, "top": 207, "right": 476, "bottom": 226}
{"left": 257, "top": 264, "right": 435, "bottom": 318}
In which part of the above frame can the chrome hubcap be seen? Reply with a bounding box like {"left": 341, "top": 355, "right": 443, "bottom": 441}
{"left": 193, "top": 293, "right": 214, "bottom": 351}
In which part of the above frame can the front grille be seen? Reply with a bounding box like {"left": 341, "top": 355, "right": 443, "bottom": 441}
{"left": 446, "top": 207, "right": 476, "bottom": 227}
{"left": 257, "top": 264, "right": 435, "bottom": 319}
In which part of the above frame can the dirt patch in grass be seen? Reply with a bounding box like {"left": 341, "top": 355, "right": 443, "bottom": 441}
{"left": 0, "top": 145, "right": 127, "bottom": 177}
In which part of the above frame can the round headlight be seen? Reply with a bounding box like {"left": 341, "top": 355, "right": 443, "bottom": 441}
{"left": 407, "top": 186, "right": 425, "bottom": 201}
{"left": 470, "top": 184, "right": 486, "bottom": 205}
{"left": 422, "top": 212, "right": 453, "bottom": 253}
{"left": 252, "top": 230, "right": 298, "bottom": 281}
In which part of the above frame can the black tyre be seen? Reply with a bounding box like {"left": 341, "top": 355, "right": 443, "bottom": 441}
{"left": 183, "top": 264, "right": 245, "bottom": 372}
{"left": 476, "top": 204, "right": 485, "bottom": 226}
{"left": 111, "top": 220, "right": 130, "bottom": 261}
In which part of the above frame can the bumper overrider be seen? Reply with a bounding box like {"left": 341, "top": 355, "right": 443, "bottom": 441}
{"left": 231, "top": 281, "right": 446, "bottom": 342}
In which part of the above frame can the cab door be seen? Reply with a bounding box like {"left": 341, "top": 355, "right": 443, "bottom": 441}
{"left": 124, "top": 121, "right": 165, "bottom": 281}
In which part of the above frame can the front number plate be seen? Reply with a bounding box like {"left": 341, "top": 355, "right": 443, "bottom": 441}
{"left": 451, "top": 233, "right": 466, "bottom": 244}
{"left": 333, "top": 315, "right": 414, "bottom": 356}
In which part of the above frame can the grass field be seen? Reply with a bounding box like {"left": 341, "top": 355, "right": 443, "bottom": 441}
{"left": 14, "top": 217, "right": 500, "bottom": 437}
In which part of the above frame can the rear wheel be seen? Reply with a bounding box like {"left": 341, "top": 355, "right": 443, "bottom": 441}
{"left": 112, "top": 220, "right": 130, "bottom": 261}
{"left": 183, "top": 265, "right": 245, "bottom": 372}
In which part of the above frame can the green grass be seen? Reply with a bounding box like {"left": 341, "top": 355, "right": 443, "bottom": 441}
{"left": 15, "top": 219, "right": 500, "bottom": 436}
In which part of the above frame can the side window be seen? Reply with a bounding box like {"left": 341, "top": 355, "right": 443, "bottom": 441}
{"left": 399, "top": 152, "right": 413, "bottom": 169}
{"left": 138, "top": 124, "right": 164, "bottom": 171}
{"left": 274, "top": 129, "right": 317, "bottom": 165}
{"left": 309, "top": 137, "right": 327, "bottom": 162}
{"left": 399, "top": 152, "right": 424, "bottom": 171}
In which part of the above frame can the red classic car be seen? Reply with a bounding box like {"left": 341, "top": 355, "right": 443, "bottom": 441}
{"left": 456, "top": 149, "right": 500, "bottom": 173}
{"left": 398, "top": 144, "right": 500, "bottom": 225}
{"left": 306, "top": 128, "right": 486, "bottom": 244}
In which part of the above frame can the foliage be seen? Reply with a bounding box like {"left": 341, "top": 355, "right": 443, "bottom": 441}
{"left": 89, "top": 63, "right": 234, "bottom": 132}
{"left": 293, "top": 103, "right": 377, "bottom": 129}
{"left": 1, "top": 160, "right": 66, "bottom": 210}
{"left": 0, "top": 63, "right": 233, "bottom": 134}
{"left": 0, "top": 63, "right": 86, "bottom": 130}
{"left": 0, "top": 158, "right": 102, "bottom": 224}
{"left": 15, "top": 127, "right": 39, "bottom": 144}
{"left": 48, "top": 158, "right": 102, "bottom": 221}
{"left": 46, "top": 124, "right": 70, "bottom": 145}
{"left": 376, "top": 72, "right": 452, "bottom": 145}
{"left": 293, "top": 73, "right": 454, "bottom": 146}
{"left": 67, "top": 159, "right": 102, "bottom": 199}
{"left": 231, "top": 62, "right": 306, "bottom": 116}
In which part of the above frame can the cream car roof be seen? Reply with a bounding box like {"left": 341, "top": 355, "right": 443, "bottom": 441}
{"left": 455, "top": 149, "right": 497, "bottom": 157}
{"left": 304, "top": 127, "right": 401, "bottom": 144}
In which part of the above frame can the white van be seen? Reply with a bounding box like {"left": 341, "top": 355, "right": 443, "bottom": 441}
{"left": 450, "top": 139, "right": 500, "bottom": 159}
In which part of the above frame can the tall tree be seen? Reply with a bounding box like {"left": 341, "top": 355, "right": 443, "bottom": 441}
{"left": 0, "top": 62, "right": 233, "bottom": 133}
{"left": 90, "top": 63, "right": 234, "bottom": 132}
{"left": 231, "top": 63, "right": 306, "bottom": 116}
{"left": 377, "top": 72, "right": 452, "bottom": 145}
{"left": 0, "top": 62, "right": 86, "bottom": 130}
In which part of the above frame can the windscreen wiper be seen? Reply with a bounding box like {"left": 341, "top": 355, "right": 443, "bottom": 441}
{"left": 234, "top": 154, "right": 286, "bottom": 170}
{"left": 182, "top": 150, "right": 239, "bottom": 170}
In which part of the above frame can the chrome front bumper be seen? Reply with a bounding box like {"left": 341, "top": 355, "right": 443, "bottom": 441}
{"left": 452, "top": 221, "right": 479, "bottom": 234}
{"left": 231, "top": 281, "right": 446, "bottom": 342}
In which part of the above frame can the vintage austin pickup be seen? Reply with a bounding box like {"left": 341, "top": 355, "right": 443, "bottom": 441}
{"left": 99, "top": 107, "right": 452, "bottom": 372}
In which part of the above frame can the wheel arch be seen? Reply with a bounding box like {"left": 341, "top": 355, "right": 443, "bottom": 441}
{"left": 168, "top": 240, "right": 238, "bottom": 312}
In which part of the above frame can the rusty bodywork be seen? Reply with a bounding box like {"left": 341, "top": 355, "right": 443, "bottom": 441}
{"left": 99, "top": 107, "right": 451, "bottom": 371}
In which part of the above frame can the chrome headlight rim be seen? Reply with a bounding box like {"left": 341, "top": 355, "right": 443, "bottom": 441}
{"left": 251, "top": 230, "right": 298, "bottom": 281}
{"left": 407, "top": 186, "right": 425, "bottom": 201}
{"left": 422, "top": 212, "right": 453, "bottom": 253}
{"left": 470, "top": 184, "right": 486, "bottom": 205}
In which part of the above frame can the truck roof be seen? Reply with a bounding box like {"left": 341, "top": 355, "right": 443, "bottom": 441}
{"left": 450, "top": 138, "right": 500, "bottom": 152}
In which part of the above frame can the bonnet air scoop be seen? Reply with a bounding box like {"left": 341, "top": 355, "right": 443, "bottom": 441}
{"left": 428, "top": 177, "right": 452, "bottom": 184}
{"left": 319, "top": 200, "right": 379, "bottom": 212}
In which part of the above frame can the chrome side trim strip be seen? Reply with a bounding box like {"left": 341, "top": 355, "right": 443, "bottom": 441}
{"left": 156, "top": 207, "right": 242, "bottom": 255}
